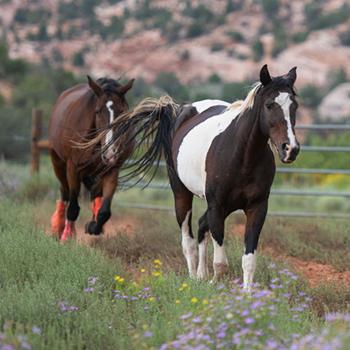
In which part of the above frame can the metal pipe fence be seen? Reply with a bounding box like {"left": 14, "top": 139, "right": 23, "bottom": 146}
{"left": 122, "top": 124, "right": 350, "bottom": 219}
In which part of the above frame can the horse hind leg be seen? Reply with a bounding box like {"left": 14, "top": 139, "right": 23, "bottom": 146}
{"left": 50, "top": 150, "right": 69, "bottom": 238}
{"left": 197, "top": 211, "right": 210, "bottom": 280}
{"left": 172, "top": 179, "right": 197, "bottom": 278}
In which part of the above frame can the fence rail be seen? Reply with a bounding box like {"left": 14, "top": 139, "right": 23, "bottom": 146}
{"left": 30, "top": 109, "right": 350, "bottom": 219}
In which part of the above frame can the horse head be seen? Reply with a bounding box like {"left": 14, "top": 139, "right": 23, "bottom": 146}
{"left": 258, "top": 65, "right": 300, "bottom": 163}
{"left": 87, "top": 76, "right": 134, "bottom": 165}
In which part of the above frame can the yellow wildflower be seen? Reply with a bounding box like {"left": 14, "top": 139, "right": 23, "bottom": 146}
{"left": 140, "top": 268, "right": 146, "bottom": 273}
{"left": 191, "top": 297, "right": 199, "bottom": 304}
{"left": 202, "top": 299, "right": 209, "bottom": 305}
{"left": 175, "top": 299, "right": 181, "bottom": 304}
{"left": 114, "top": 275, "right": 124, "bottom": 283}
{"left": 152, "top": 271, "right": 161, "bottom": 277}
{"left": 149, "top": 297, "right": 155, "bottom": 302}
{"left": 153, "top": 259, "right": 162, "bottom": 266}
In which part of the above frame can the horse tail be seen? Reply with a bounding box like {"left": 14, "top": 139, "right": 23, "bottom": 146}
{"left": 83, "top": 95, "right": 180, "bottom": 186}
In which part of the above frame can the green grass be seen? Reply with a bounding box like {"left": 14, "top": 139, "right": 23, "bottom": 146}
{"left": 2, "top": 161, "right": 350, "bottom": 348}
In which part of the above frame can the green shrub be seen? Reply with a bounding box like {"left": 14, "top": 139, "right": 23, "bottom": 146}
{"left": 339, "top": 29, "right": 350, "bottom": 46}
{"left": 226, "top": 30, "right": 245, "bottom": 43}
{"left": 251, "top": 39, "right": 264, "bottom": 61}
{"left": 299, "top": 84, "right": 323, "bottom": 108}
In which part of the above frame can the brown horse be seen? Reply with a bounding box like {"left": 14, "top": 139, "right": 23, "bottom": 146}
{"left": 85, "top": 65, "right": 300, "bottom": 291}
{"left": 48, "top": 76, "right": 134, "bottom": 241}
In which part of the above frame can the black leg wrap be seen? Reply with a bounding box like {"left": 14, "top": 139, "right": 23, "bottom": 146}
{"left": 67, "top": 202, "right": 80, "bottom": 221}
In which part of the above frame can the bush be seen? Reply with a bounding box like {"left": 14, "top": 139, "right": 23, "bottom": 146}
{"left": 339, "top": 29, "right": 350, "bottom": 46}
{"left": 186, "top": 22, "right": 205, "bottom": 38}
{"left": 154, "top": 72, "right": 189, "bottom": 102}
{"left": 222, "top": 81, "right": 253, "bottom": 101}
{"left": 299, "top": 84, "right": 323, "bottom": 108}
{"left": 305, "top": 2, "right": 350, "bottom": 30}
{"left": 251, "top": 39, "right": 264, "bottom": 61}
{"left": 211, "top": 43, "right": 224, "bottom": 52}
{"left": 226, "top": 30, "right": 245, "bottom": 43}
{"left": 292, "top": 31, "right": 309, "bottom": 43}
{"left": 14, "top": 8, "right": 51, "bottom": 24}
{"left": 72, "top": 50, "right": 85, "bottom": 67}
{"left": 261, "top": 0, "right": 279, "bottom": 16}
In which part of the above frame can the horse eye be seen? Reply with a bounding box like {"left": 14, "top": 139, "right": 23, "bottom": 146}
{"left": 266, "top": 102, "right": 274, "bottom": 110}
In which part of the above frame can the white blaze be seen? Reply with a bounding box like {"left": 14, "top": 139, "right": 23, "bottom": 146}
{"left": 104, "top": 100, "right": 116, "bottom": 161}
{"left": 242, "top": 251, "right": 257, "bottom": 292}
{"left": 274, "top": 92, "right": 297, "bottom": 149}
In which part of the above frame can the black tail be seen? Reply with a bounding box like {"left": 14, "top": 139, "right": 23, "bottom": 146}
{"left": 88, "top": 95, "right": 180, "bottom": 187}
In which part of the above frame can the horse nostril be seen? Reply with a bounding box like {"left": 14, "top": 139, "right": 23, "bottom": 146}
{"left": 282, "top": 143, "right": 290, "bottom": 152}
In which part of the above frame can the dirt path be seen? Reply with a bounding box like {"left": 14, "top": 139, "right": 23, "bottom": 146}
{"left": 229, "top": 223, "right": 350, "bottom": 288}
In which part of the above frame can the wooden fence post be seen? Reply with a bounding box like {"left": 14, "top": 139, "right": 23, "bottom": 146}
{"left": 31, "top": 108, "right": 43, "bottom": 175}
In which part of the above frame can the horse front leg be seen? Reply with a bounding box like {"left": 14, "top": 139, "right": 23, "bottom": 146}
{"left": 61, "top": 160, "right": 81, "bottom": 242}
{"left": 86, "top": 172, "right": 118, "bottom": 235}
{"left": 242, "top": 200, "right": 268, "bottom": 292}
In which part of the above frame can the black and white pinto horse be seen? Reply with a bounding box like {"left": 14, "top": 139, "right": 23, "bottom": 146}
{"left": 89, "top": 65, "right": 300, "bottom": 291}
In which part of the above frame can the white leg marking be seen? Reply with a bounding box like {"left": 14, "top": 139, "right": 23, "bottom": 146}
{"left": 242, "top": 251, "right": 257, "bottom": 292}
{"left": 211, "top": 236, "right": 228, "bottom": 281}
{"left": 181, "top": 210, "right": 198, "bottom": 278}
{"left": 274, "top": 92, "right": 297, "bottom": 161}
{"left": 197, "top": 231, "right": 209, "bottom": 280}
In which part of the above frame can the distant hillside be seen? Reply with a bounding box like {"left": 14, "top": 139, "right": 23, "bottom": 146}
{"left": 0, "top": 0, "right": 350, "bottom": 128}
{"left": 1, "top": 0, "right": 349, "bottom": 85}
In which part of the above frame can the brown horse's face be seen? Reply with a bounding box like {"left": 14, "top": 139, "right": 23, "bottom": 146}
{"left": 88, "top": 76, "right": 134, "bottom": 165}
{"left": 259, "top": 66, "right": 300, "bottom": 164}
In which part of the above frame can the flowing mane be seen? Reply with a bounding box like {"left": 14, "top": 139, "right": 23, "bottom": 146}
{"left": 228, "top": 82, "right": 262, "bottom": 114}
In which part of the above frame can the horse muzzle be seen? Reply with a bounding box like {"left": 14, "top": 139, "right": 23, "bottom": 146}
{"left": 279, "top": 142, "right": 300, "bottom": 164}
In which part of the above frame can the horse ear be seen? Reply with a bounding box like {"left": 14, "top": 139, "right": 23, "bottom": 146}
{"left": 118, "top": 78, "right": 135, "bottom": 95}
{"left": 260, "top": 64, "right": 272, "bottom": 86}
{"left": 285, "top": 66, "right": 297, "bottom": 86}
{"left": 87, "top": 75, "right": 103, "bottom": 97}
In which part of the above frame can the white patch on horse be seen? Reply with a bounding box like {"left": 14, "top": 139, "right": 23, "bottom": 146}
{"left": 274, "top": 92, "right": 297, "bottom": 161}
{"left": 197, "top": 231, "right": 209, "bottom": 280}
{"left": 242, "top": 251, "right": 257, "bottom": 292}
{"left": 104, "top": 100, "right": 116, "bottom": 160}
{"left": 192, "top": 99, "right": 230, "bottom": 114}
{"left": 181, "top": 210, "right": 198, "bottom": 278}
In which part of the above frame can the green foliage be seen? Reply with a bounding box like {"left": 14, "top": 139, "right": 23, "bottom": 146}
{"left": 226, "top": 30, "right": 245, "bottom": 43}
{"left": 72, "top": 50, "right": 85, "bottom": 67}
{"left": 210, "top": 43, "right": 224, "bottom": 52}
{"left": 98, "top": 16, "right": 125, "bottom": 40}
{"left": 327, "top": 68, "right": 348, "bottom": 92}
{"left": 186, "top": 22, "right": 205, "bottom": 38}
{"left": 292, "top": 31, "right": 309, "bottom": 43}
{"left": 261, "top": 0, "right": 279, "bottom": 16}
{"left": 154, "top": 72, "right": 189, "bottom": 101}
{"left": 251, "top": 39, "right": 264, "bottom": 61}
{"left": 0, "top": 41, "right": 28, "bottom": 82}
{"left": 14, "top": 8, "right": 51, "bottom": 24}
{"left": 222, "top": 81, "right": 253, "bottom": 101}
{"left": 305, "top": 2, "right": 350, "bottom": 31}
{"left": 272, "top": 21, "right": 288, "bottom": 57}
{"left": 299, "top": 84, "right": 323, "bottom": 108}
{"left": 339, "top": 29, "right": 350, "bottom": 46}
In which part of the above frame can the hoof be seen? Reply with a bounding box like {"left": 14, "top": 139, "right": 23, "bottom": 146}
{"left": 213, "top": 263, "right": 229, "bottom": 281}
{"left": 60, "top": 220, "right": 76, "bottom": 242}
{"left": 85, "top": 221, "right": 103, "bottom": 235}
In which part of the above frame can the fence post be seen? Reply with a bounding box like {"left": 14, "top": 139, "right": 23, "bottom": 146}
{"left": 31, "top": 108, "right": 43, "bottom": 175}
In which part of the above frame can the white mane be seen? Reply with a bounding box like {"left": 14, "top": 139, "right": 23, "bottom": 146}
{"left": 228, "top": 82, "right": 262, "bottom": 115}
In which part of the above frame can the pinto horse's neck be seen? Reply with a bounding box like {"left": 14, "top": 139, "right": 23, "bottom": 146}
{"left": 240, "top": 100, "right": 269, "bottom": 171}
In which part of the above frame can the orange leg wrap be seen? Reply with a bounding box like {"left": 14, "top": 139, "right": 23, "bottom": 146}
{"left": 92, "top": 197, "right": 103, "bottom": 219}
{"left": 50, "top": 200, "right": 66, "bottom": 237}
{"left": 60, "top": 220, "right": 77, "bottom": 242}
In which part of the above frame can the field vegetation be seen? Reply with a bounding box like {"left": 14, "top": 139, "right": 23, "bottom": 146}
{"left": 1, "top": 161, "right": 350, "bottom": 349}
